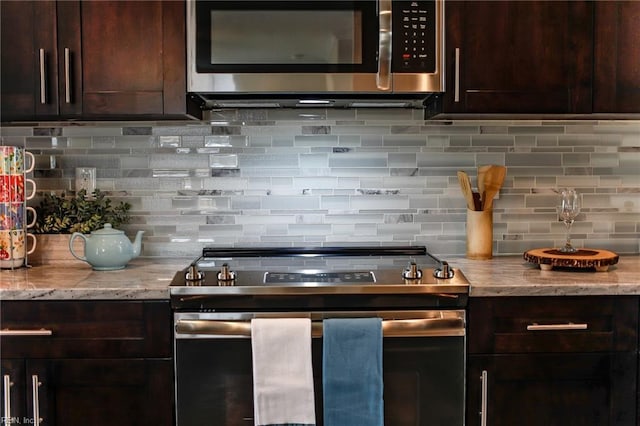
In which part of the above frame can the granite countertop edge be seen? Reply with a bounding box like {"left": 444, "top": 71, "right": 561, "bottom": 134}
{"left": 1, "top": 255, "right": 639, "bottom": 300}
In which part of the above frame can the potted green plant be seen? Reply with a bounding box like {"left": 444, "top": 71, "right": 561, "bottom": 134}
{"left": 30, "top": 189, "right": 132, "bottom": 264}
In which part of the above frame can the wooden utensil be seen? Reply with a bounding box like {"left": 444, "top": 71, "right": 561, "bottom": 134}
{"left": 482, "top": 165, "right": 507, "bottom": 210}
{"left": 477, "top": 165, "right": 491, "bottom": 209}
{"left": 457, "top": 171, "right": 478, "bottom": 210}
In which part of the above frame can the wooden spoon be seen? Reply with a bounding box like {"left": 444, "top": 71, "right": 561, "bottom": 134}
{"left": 457, "top": 170, "right": 478, "bottom": 210}
{"left": 477, "top": 165, "right": 492, "bottom": 209}
{"left": 482, "top": 165, "right": 507, "bottom": 210}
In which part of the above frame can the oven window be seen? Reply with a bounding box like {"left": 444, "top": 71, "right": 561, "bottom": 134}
{"left": 175, "top": 337, "right": 465, "bottom": 426}
{"left": 195, "top": 1, "right": 378, "bottom": 73}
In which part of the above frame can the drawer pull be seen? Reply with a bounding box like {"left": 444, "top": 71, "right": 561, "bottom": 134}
{"left": 480, "top": 370, "right": 488, "bottom": 426}
{"left": 454, "top": 48, "right": 460, "bottom": 103}
{"left": 526, "top": 323, "right": 588, "bottom": 331}
{"left": 0, "top": 329, "right": 53, "bottom": 336}
{"left": 31, "top": 375, "right": 42, "bottom": 425}
{"left": 3, "top": 375, "right": 12, "bottom": 426}
{"left": 64, "top": 47, "right": 71, "bottom": 104}
{"left": 39, "top": 49, "right": 46, "bottom": 104}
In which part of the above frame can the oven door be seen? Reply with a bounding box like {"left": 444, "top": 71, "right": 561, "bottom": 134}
{"left": 174, "top": 310, "right": 466, "bottom": 426}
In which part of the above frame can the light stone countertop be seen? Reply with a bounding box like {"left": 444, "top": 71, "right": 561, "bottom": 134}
{"left": 0, "top": 259, "right": 189, "bottom": 300}
{"left": 1, "top": 255, "right": 639, "bottom": 300}
{"left": 450, "top": 255, "right": 640, "bottom": 297}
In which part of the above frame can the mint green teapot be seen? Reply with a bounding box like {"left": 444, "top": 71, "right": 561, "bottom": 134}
{"left": 69, "top": 223, "right": 144, "bottom": 270}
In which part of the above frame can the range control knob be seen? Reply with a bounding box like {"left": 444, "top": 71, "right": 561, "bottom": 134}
{"left": 433, "top": 261, "right": 455, "bottom": 279}
{"left": 217, "top": 263, "right": 236, "bottom": 284}
{"left": 185, "top": 264, "right": 204, "bottom": 285}
{"left": 402, "top": 262, "right": 423, "bottom": 280}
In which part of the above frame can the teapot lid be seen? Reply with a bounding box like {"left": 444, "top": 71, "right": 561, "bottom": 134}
{"left": 91, "top": 223, "right": 124, "bottom": 235}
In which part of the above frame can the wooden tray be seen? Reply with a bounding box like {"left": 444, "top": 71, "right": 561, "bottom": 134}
{"left": 523, "top": 248, "right": 619, "bottom": 272}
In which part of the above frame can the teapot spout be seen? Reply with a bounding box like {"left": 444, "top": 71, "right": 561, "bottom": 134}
{"left": 132, "top": 230, "right": 145, "bottom": 257}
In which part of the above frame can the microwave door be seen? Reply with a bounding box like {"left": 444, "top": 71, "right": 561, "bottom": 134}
{"left": 188, "top": 0, "right": 388, "bottom": 94}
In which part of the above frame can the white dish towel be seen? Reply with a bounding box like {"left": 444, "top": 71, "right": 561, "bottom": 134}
{"left": 251, "top": 318, "right": 316, "bottom": 426}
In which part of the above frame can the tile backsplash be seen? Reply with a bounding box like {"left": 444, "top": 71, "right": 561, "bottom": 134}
{"left": 2, "top": 109, "right": 639, "bottom": 257}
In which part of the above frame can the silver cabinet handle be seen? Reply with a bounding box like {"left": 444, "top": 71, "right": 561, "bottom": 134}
{"left": 376, "top": 0, "right": 392, "bottom": 90}
{"left": 64, "top": 47, "right": 71, "bottom": 104}
{"left": 526, "top": 323, "right": 588, "bottom": 331}
{"left": 39, "top": 49, "right": 46, "bottom": 104}
{"left": 0, "top": 329, "right": 53, "bottom": 336}
{"left": 3, "top": 375, "right": 12, "bottom": 426}
{"left": 454, "top": 48, "right": 460, "bottom": 103}
{"left": 480, "top": 370, "right": 488, "bottom": 426}
{"left": 31, "top": 375, "right": 42, "bottom": 425}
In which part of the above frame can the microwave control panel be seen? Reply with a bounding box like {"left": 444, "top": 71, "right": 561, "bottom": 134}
{"left": 392, "top": 0, "right": 437, "bottom": 73}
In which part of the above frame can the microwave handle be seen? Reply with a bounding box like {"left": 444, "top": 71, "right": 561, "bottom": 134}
{"left": 377, "top": 0, "right": 392, "bottom": 90}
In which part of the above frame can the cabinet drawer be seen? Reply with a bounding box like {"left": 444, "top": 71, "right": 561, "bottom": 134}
{"left": 0, "top": 300, "right": 171, "bottom": 358}
{"left": 468, "top": 296, "right": 638, "bottom": 354}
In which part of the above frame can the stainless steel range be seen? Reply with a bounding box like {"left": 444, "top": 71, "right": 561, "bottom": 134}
{"left": 170, "top": 245, "right": 469, "bottom": 426}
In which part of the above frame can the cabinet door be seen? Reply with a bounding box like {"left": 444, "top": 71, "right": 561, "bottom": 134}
{"left": 467, "top": 353, "right": 637, "bottom": 426}
{"left": 594, "top": 1, "right": 640, "bottom": 112}
{"left": 444, "top": 1, "right": 593, "bottom": 113}
{"left": 65, "top": 0, "right": 185, "bottom": 116}
{"left": 0, "top": 1, "right": 60, "bottom": 120}
{"left": 27, "top": 359, "right": 173, "bottom": 426}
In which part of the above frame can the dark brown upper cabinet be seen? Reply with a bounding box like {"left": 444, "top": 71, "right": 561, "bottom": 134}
{"left": 1, "top": 1, "right": 59, "bottom": 119}
{"left": 444, "top": 1, "right": 594, "bottom": 114}
{"left": 594, "top": 1, "right": 640, "bottom": 113}
{"left": 0, "top": 1, "right": 185, "bottom": 121}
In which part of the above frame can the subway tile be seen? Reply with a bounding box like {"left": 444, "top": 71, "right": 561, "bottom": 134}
{"left": 328, "top": 153, "right": 387, "bottom": 168}
{"left": 123, "top": 127, "right": 152, "bottom": 135}
{"left": 158, "top": 136, "right": 181, "bottom": 147}
{"left": 209, "top": 154, "right": 238, "bottom": 168}
{"left": 63, "top": 126, "right": 122, "bottom": 137}
{"left": 471, "top": 135, "right": 515, "bottom": 147}
{"left": 1, "top": 126, "right": 33, "bottom": 136}
{"left": 508, "top": 126, "right": 564, "bottom": 134}
{"left": 562, "top": 153, "right": 591, "bottom": 166}
{"left": 383, "top": 135, "right": 428, "bottom": 146}
{"left": 294, "top": 135, "right": 339, "bottom": 147}
{"left": 33, "top": 127, "right": 63, "bottom": 136}
{"left": 506, "top": 153, "right": 562, "bottom": 166}
{"left": 152, "top": 125, "right": 212, "bottom": 136}
{"left": 417, "top": 152, "right": 475, "bottom": 167}
{"left": 356, "top": 109, "right": 414, "bottom": 121}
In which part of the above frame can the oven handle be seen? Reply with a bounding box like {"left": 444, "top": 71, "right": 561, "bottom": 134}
{"left": 175, "top": 317, "right": 465, "bottom": 338}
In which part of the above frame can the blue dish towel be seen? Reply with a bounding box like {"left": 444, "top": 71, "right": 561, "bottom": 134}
{"left": 322, "top": 317, "right": 383, "bottom": 426}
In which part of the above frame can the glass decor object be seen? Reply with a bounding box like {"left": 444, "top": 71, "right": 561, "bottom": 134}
{"left": 557, "top": 188, "right": 581, "bottom": 253}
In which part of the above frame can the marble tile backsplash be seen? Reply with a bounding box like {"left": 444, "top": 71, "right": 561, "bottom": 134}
{"left": 2, "top": 109, "right": 639, "bottom": 257}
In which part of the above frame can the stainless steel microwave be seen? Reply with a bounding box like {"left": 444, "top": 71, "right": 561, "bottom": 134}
{"left": 187, "top": 0, "right": 445, "bottom": 109}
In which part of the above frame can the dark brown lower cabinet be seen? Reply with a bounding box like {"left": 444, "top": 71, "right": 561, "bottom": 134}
{"left": 466, "top": 296, "right": 638, "bottom": 426}
{"left": 467, "top": 352, "right": 637, "bottom": 426}
{"left": 2, "top": 358, "right": 172, "bottom": 426}
{"left": 0, "top": 300, "right": 173, "bottom": 426}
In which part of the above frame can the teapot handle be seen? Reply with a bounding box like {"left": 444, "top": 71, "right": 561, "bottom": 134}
{"left": 69, "top": 232, "right": 88, "bottom": 262}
